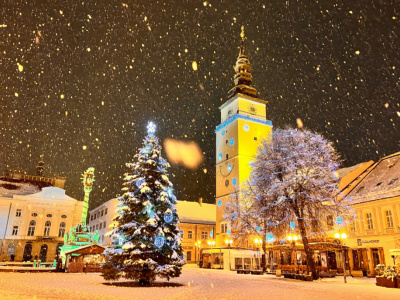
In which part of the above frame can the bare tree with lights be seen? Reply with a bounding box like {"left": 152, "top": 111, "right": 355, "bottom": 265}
{"left": 101, "top": 122, "right": 185, "bottom": 286}
{"left": 226, "top": 128, "right": 352, "bottom": 279}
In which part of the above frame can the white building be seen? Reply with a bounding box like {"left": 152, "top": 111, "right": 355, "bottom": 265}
{"left": 0, "top": 177, "right": 83, "bottom": 263}
{"left": 88, "top": 199, "right": 216, "bottom": 262}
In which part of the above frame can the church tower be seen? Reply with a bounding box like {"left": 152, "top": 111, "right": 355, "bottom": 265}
{"left": 215, "top": 27, "right": 273, "bottom": 247}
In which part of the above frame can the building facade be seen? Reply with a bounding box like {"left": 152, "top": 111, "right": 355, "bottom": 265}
{"left": 339, "top": 152, "right": 400, "bottom": 276}
{"left": 88, "top": 199, "right": 215, "bottom": 263}
{"left": 215, "top": 27, "right": 273, "bottom": 248}
{"left": 0, "top": 185, "right": 83, "bottom": 263}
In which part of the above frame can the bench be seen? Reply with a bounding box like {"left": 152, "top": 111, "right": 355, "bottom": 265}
{"left": 250, "top": 270, "right": 264, "bottom": 275}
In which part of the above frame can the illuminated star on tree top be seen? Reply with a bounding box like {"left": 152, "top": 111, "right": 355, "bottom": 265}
{"left": 147, "top": 122, "right": 156, "bottom": 135}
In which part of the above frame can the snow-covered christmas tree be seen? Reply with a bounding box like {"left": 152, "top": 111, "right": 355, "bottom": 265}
{"left": 101, "top": 122, "right": 185, "bottom": 286}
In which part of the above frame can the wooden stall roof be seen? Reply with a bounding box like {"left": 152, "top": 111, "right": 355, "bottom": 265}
{"left": 64, "top": 244, "right": 105, "bottom": 255}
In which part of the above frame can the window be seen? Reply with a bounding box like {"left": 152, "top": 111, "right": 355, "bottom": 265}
{"left": 103, "top": 221, "right": 106, "bottom": 229}
{"left": 101, "top": 210, "right": 104, "bottom": 217}
{"left": 254, "top": 137, "right": 258, "bottom": 141}
{"left": 58, "top": 222, "right": 66, "bottom": 237}
{"left": 201, "top": 231, "right": 208, "bottom": 240}
{"left": 366, "top": 213, "right": 374, "bottom": 230}
{"left": 376, "top": 182, "right": 383, "bottom": 186}
{"left": 388, "top": 178, "right": 398, "bottom": 185}
{"left": 16, "top": 209, "right": 21, "bottom": 217}
{"left": 221, "top": 223, "right": 228, "bottom": 233}
{"left": 99, "top": 222, "right": 103, "bottom": 230}
{"left": 105, "top": 208, "right": 108, "bottom": 215}
{"left": 226, "top": 139, "right": 228, "bottom": 144}
{"left": 12, "top": 226, "right": 18, "bottom": 235}
{"left": 90, "top": 215, "right": 94, "bottom": 221}
{"left": 187, "top": 251, "right": 192, "bottom": 261}
{"left": 31, "top": 213, "right": 38, "bottom": 217}
{"left": 226, "top": 154, "right": 229, "bottom": 160}
{"left": 351, "top": 222, "right": 356, "bottom": 232}
{"left": 327, "top": 216, "right": 334, "bottom": 229}
{"left": 61, "top": 215, "right": 67, "bottom": 219}
{"left": 357, "top": 186, "right": 365, "bottom": 193}
{"left": 385, "top": 210, "right": 394, "bottom": 228}
{"left": 96, "top": 224, "right": 99, "bottom": 230}
{"left": 27, "top": 220, "right": 36, "bottom": 236}
{"left": 46, "top": 214, "right": 52, "bottom": 218}
{"left": 187, "top": 231, "right": 193, "bottom": 239}
{"left": 44, "top": 221, "right": 51, "bottom": 236}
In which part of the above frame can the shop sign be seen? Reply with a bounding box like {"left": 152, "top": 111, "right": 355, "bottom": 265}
{"left": 357, "top": 239, "right": 380, "bottom": 246}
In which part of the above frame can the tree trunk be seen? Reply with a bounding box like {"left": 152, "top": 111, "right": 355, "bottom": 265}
{"left": 298, "top": 218, "right": 317, "bottom": 280}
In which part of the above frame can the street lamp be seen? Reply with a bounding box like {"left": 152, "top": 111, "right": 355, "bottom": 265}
{"left": 225, "top": 239, "right": 233, "bottom": 270}
{"left": 255, "top": 238, "right": 262, "bottom": 269}
{"left": 287, "top": 235, "right": 300, "bottom": 271}
{"left": 335, "top": 232, "right": 348, "bottom": 283}
{"left": 195, "top": 241, "right": 201, "bottom": 264}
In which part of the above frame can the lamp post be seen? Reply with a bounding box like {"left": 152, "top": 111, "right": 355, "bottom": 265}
{"left": 195, "top": 241, "right": 201, "bottom": 264}
{"left": 335, "top": 232, "right": 348, "bottom": 283}
{"left": 255, "top": 238, "right": 262, "bottom": 270}
{"left": 225, "top": 239, "right": 233, "bottom": 270}
{"left": 287, "top": 235, "right": 300, "bottom": 272}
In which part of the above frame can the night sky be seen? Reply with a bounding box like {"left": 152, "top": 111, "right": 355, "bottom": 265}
{"left": 1, "top": 1, "right": 399, "bottom": 209}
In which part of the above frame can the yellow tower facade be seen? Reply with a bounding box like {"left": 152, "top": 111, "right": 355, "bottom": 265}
{"left": 215, "top": 27, "right": 273, "bottom": 247}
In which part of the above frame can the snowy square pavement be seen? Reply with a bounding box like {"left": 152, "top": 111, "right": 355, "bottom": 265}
{"left": 0, "top": 264, "right": 399, "bottom": 300}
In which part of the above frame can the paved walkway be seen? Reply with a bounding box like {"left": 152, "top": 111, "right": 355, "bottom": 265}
{"left": 0, "top": 264, "right": 399, "bottom": 299}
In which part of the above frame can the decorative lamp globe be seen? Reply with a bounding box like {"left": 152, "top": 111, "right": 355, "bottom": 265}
{"left": 293, "top": 236, "right": 298, "bottom": 241}
{"left": 334, "top": 233, "right": 340, "bottom": 239}
{"left": 341, "top": 233, "right": 347, "bottom": 239}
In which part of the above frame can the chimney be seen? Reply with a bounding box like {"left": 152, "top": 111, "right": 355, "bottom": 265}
{"left": 36, "top": 154, "right": 44, "bottom": 176}
{"left": 198, "top": 197, "right": 203, "bottom": 207}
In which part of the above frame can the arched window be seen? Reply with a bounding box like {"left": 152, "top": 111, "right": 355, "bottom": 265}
{"left": 39, "top": 244, "right": 48, "bottom": 262}
{"left": 44, "top": 221, "right": 51, "bottom": 236}
{"left": 23, "top": 243, "right": 32, "bottom": 261}
{"left": 27, "top": 220, "right": 36, "bottom": 236}
{"left": 58, "top": 222, "right": 66, "bottom": 237}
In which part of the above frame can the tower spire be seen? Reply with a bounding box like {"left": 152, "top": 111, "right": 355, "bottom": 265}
{"left": 36, "top": 154, "right": 44, "bottom": 176}
{"left": 227, "top": 26, "right": 258, "bottom": 98}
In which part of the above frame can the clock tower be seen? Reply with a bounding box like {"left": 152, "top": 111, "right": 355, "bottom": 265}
{"left": 215, "top": 27, "right": 273, "bottom": 247}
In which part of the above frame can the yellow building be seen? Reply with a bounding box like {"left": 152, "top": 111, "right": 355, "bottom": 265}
{"left": 339, "top": 152, "right": 400, "bottom": 276}
{"left": 215, "top": 27, "right": 273, "bottom": 248}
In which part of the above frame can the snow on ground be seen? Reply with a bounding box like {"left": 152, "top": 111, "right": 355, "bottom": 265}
{"left": 0, "top": 264, "right": 399, "bottom": 300}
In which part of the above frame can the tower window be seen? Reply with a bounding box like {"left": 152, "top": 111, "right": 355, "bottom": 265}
{"left": 226, "top": 139, "right": 228, "bottom": 144}
{"left": 388, "top": 178, "right": 398, "bottom": 185}
{"left": 243, "top": 124, "right": 250, "bottom": 131}
{"left": 16, "top": 209, "right": 21, "bottom": 217}
{"left": 218, "top": 153, "right": 222, "bottom": 161}
{"left": 226, "top": 154, "right": 229, "bottom": 160}
{"left": 254, "top": 137, "right": 258, "bottom": 141}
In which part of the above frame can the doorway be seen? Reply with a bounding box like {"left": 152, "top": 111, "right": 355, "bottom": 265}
{"left": 23, "top": 243, "right": 32, "bottom": 262}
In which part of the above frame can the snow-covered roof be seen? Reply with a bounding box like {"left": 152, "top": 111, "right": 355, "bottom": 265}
{"left": 346, "top": 152, "right": 400, "bottom": 204}
{"left": 176, "top": 201, "right": 216, "bottom": 225}
{"left": 0, "top": 178, "right": 40, "bottom": 198}
{"left": 21, "top": 186, "right": 76, "bottom": 201}
{"left": 335, "top": 162, "right": 367, "bottom": 180}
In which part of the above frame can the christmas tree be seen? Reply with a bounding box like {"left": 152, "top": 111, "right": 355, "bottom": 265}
{"left": 101, "top": 122, "right": 185, "bottom": 286}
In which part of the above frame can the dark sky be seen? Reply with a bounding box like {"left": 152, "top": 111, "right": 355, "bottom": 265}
{"left": 1, "top": 0, "right": 399, "bottom": 209}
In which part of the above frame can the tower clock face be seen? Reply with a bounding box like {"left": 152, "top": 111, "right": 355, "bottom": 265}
{"left": 248, "top": 104, "right": 257, "bottom": 114}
